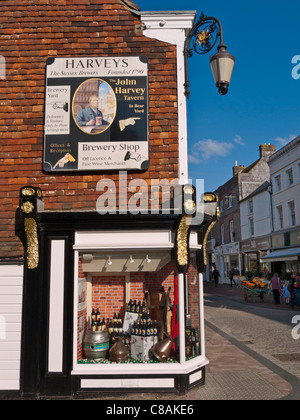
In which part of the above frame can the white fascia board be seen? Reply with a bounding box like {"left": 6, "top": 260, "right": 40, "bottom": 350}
{"left": 141, "top": 11, "right": 196, "bottom": 31}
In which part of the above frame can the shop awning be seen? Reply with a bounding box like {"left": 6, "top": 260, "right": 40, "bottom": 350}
{"left": 261, "top": 247, "right": 300, "bottom": 262}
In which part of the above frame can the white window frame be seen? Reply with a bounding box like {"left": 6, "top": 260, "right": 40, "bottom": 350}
{"left": 274, "top": 174, "right": 282, "bottom": 193}
{"left": 220, "top": 200, "right": 224, "bottom": 213}
{"left": 285, "top": 167, "right": 294, "bottom": 188}
{"left": 248, "top": 217, "right": 254, "bottom": 237}
{"left": 229, "top": 220, "right": 235, "bottom": 243}
{"left": 276, "top": 204, "right": 284, "bottom": 230}
{"left": 248, "top": 199, "right": 253, "bottom": 215}
{"left": 287, "top": 200, "right": 296, "bottom": 227}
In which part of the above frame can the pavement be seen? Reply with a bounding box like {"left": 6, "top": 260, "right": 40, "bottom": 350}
{"left": 2, "top": 281, "right": 298, "bottom": 401}
{"left": 96, "top": 281, "right": 300, "bottom": 401}
{"left": 199, "top": 282, "right": 298, "bottom": 400}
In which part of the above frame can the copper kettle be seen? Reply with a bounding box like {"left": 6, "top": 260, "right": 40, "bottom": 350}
{"left": 151, "top": 334, "right": 174, "bottom": 363}
{"left": 109, "top": 337, "right": 129, "bottom": 363}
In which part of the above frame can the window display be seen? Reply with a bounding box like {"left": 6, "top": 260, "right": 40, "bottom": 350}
{"left": 76, "top": 253, "right": 202, "bottom": 366}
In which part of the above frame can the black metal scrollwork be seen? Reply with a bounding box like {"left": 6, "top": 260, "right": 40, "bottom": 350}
{"left": 184, "top": 12, "right": 224, "bottom": 98}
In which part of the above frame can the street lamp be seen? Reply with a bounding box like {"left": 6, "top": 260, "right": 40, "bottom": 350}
{"left": 184, "top": 12, "right": 235, "bottom": 98}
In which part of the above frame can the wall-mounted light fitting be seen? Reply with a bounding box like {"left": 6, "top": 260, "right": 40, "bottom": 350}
{"left": 146, "top": 255, "right": 151, "bottom": 264}
{"left": 82, "top": 254, "right": 93, "bottom": 262}
{"left": 107, "top": 256, "right": 113, "bottom": 266}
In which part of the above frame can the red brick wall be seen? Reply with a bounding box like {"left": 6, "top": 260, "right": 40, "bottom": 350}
{"left": 91, "top": 263, "right": 176, "bottom": 321}
{"left": 92, "top": 275, "right": 126, "bottom": 319}
{"left": 0, "top": 0, "right": 179, "bottom": 260}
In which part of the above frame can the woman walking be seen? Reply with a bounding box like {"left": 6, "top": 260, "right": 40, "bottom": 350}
{"left": 270, "top": 273, "right": 282, "bottom": 304}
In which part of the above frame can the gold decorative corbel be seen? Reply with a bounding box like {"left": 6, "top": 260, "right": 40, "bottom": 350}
{"left": 24, "top": 218, "right": 39, "bottom": 270}
{"left": 176, "top": 215, "right": 193, "bottom": 266}
{"left": 19, "top": 186, "right": 42, "bottom": 270}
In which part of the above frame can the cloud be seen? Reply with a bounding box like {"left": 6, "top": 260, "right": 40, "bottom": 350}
{"left": 189, "top": 138, "right": 234, "bottom": 164}
{"left": 233, "top": 135, "right": 245, "bottom": 145}
{"left": 275, "top": 134, "right": 296, "bottom": 147}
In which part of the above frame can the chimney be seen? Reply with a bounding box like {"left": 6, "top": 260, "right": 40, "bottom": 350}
{"left": 233, "top": 162, "right": 246, "bottom": 176}
{"left": 259, "top": 144, "right": 276, "bottom": 158}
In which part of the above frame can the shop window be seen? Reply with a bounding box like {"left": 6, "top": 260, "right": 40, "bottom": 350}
{"left": 75, "top": 253, "right": 202, "bottom": 368}
{"left": 246, "top": 253, "right": 258, "bottom": 272}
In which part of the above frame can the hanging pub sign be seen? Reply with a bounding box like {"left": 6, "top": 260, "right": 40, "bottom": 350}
{"left": 43, "top": 56, "right": 149, "bottom": 172}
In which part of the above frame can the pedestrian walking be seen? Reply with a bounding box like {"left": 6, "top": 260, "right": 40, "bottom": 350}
{"left": 270, "top": 273, "right": 282, "bottom": 304}
{"left": 283, "top": 281, "right": 291, "bottom": 304}
{"left": 289, "top": 273, "right": 297, "bottom": 307}
{"left": 212, "top": 267, "right": 220, "bottom": 288}
{"left": 229, "top": 267, "right": 237, "bottom": 287}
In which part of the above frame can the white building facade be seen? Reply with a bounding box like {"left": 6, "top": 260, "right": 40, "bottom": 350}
{"left": 262, "top": 136, "right": 300, "bottom": 273}
{"left": 240, "top": 182, "right": 273, "bottom": 274}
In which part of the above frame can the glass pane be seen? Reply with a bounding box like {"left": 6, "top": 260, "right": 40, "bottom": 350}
{"left": 76, "top": 252, "right": 183, "bottom": 366}
{"left": 185, "top": 257, "right": 202, "bottom": 360}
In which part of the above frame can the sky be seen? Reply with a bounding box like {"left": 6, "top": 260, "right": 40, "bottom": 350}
{"left": 139, "top": 0, "right": 300, "bottom": 192}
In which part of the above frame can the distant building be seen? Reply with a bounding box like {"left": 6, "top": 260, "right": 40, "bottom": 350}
{"left": 239, "top": 181, "right": 273, "bottom": 275}
{"left": 207, "top": 144, "right": 276, "bottom": 283}
{"left": 262, "top": 136, "right": 300, "bottom": 274}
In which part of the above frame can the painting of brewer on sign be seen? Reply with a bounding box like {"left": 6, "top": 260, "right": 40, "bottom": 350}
{"left": 73, "top": 79, "right": 116, "bottom": 135}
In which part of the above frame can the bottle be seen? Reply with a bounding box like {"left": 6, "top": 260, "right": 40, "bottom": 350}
{"left": 185, "top": 334, "right": 192, "bottom": 358}
{"left": 113, "top": 319, "right": 118, "bottom": 334}
{"left": 101, "top": 317, "right": 106, "bottom": 331}
{"left": 195, "top": 341, "right": 200, "bottom": 356}
{"left": 127, "top": 299, "right": 132, "bottom": 312}
{"left": 117, "top": 312, "right": 122, "bottom": 325}
{"left": 108, "top": 319, "right": 113, "bottom": 335}
{"left": 153, "top": 320, "right": 158, "bottom": 336}
{"left": 96, "top": 319, "right": 102, "bottom": 332}
{"left": 138, "top": 320, "right": 142, "bottom": 336}
{"left": 96, "top": 308, "right": 101, "bottom": 322}
{"left": 136, "top": 300, "right": 141, "bottom": 313}
{"left": 146, "top": 320, "right": 151, "bottom": 337}
{"left": 91, "top": 319, "right": 97, "bottom": 332}
{"left": 134, "top": 321, "right": 139, "bottom": 336}
{"left": 142, "top": 301, "right": 146, "bottom": 314}
{"left": 131, "top": 300, "right": 137, "bottom": 313}
{"left": 91, "top": 308, "right": 96, "bottom": 322}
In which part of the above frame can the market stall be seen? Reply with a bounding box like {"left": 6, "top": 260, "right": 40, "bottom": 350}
{"left": 239, "top": 278, "right": 270, "bottom": 303}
